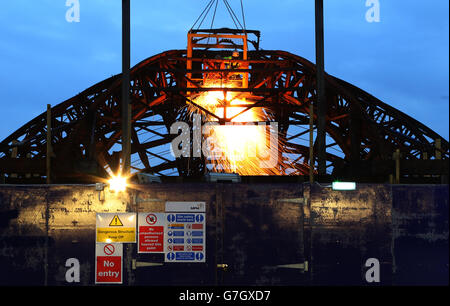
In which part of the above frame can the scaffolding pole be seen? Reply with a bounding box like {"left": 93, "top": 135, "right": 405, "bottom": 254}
{"left": 315, "top": 0, "right": 326, "bottom": 176}
{"left": 122, "top": 0, "right": 131, "bottom": 176}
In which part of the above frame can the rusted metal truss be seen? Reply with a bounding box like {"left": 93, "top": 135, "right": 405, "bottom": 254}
{"left": 0, "top": 48, "right": 448, "bottom": 183}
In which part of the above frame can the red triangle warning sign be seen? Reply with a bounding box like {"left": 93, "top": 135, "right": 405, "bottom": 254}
{"left": 109, "top": 215, "right": 124, "bottom": 226}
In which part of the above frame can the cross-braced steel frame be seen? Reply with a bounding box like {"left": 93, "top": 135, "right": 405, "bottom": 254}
{"left": 0, "top": 48, "right": 448, "bottom": 183}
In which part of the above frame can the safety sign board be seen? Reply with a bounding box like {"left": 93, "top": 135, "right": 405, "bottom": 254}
{"left": 96, "top": 213, "right": 136, "bottom": 243}
{"left": 164, "top": 202, "right": 206, "bottom": 263}
{"left": 95, "top": 243, "right": 123, "bottom": 284}
{"left": 138, "top": 212, "right": 165, "bottom": 253}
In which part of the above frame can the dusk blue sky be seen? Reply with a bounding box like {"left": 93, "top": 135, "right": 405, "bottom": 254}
{"left": 0, "top": 0, "right": 448, "bottom": 141}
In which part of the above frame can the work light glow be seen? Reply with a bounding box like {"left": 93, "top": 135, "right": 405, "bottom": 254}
{"left": 108, "top": 175, "right": 127, "bottom": 192}
{"left": 332, "top": 182, "right": 356, "bottom": 190}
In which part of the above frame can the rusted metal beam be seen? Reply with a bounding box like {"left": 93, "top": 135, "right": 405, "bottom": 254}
{"left": 334, "top": 159, "right": 449, "bottom": 177}
{"left": 151, "top": 87, "right": 305, "bottom": 92}
{"left": 0, "top": 158, "right": 46, "bottom": 174}
{"left": 0, "top": 48, "right": 448, "bottom": 183}
{"left": 401, "top": 159, "right": 449, "bottom": 175}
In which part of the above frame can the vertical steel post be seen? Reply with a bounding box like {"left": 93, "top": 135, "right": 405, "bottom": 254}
{"left": 309, "top": 103, "right": 314, "bottom": 183}
{"left": 44, "top": 192, "right": 50, "bottom": 285}
{"left": 122, "top": 0, "right": 131, "bottom": 176}
{"left": 10, "top": 140, "right": 18, "bottom": 179}
{"left": 423, "top": 151, "right": 430, "bottom": 178}
{"left": 435, "top": 138, "right": 442, "bottom": 182}
{"left": 187, "top": 33, "right": 193, "bottom": 88}
{"left": 394, "top": 149, "right": 400, "bottom": 184}
{"left": 435, "top": 138, "right": 442, "bottom": 160}
{"left": 46, "top": 104, "right": 52, "bottom": 184}
{"left": 315, "top": 0, "right": 326, "bottom": 176}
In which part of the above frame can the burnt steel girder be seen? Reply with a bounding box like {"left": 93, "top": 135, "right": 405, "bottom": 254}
{"left": 334, "top": 77, "right": 448, "bottom": 155}
{"left": 1, "top": 49, "right": 448, "bottom": 181}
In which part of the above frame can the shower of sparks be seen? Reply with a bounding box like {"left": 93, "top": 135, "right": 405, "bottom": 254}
{"left": 188, "top": 81, "right": 283, "bottom": 175}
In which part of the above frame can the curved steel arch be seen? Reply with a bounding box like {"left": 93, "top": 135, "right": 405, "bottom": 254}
{"left": 0, "top": 49, "right": 448, "bottom": 182}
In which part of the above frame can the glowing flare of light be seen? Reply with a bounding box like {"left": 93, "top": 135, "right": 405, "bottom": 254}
{"left": 108, "top": 175, "right": 128, "bottom": 192}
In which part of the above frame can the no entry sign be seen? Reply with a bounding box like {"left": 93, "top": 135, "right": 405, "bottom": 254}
{"left": 138, "top": 212, "right": 165, "bottom": 253}
{"left": 95, "top": 243, "right": 123, "bottom": 284}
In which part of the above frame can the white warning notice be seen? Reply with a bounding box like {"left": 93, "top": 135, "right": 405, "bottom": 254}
{"left": 164, "top": 202, "right": 206, "bottom": 263}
